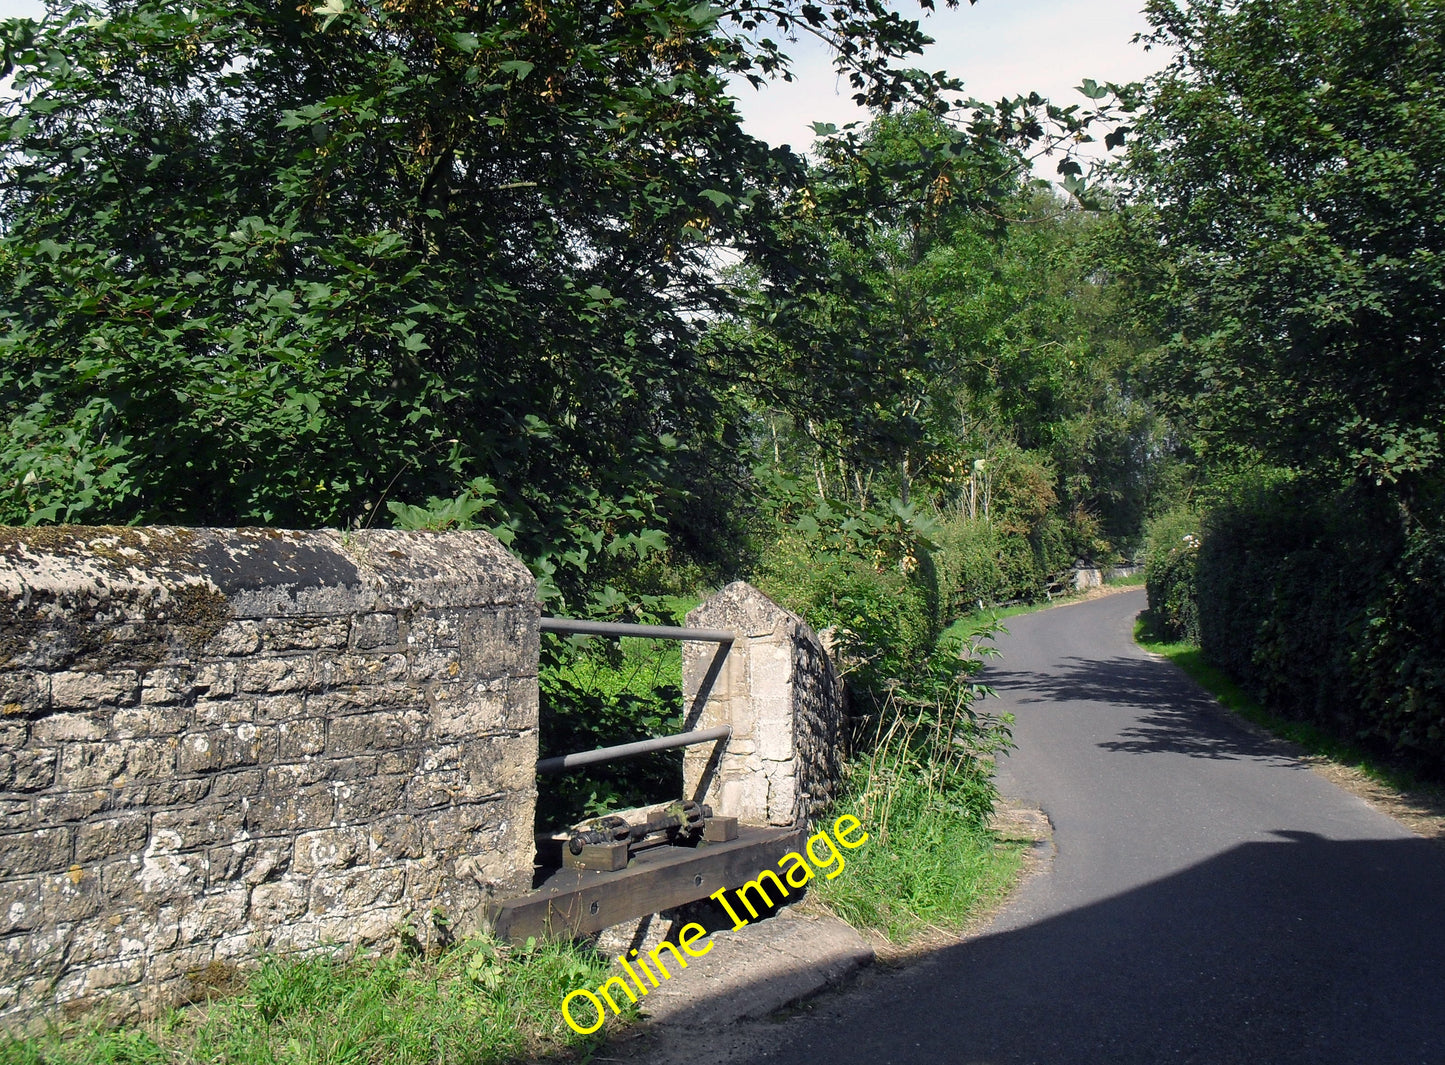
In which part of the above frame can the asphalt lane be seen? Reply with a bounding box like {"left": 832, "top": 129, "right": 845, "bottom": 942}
{"left": 749, "top": 589, "right": 1445, "bottom": 1064}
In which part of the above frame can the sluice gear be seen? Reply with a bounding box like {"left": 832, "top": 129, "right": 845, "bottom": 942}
{"left": 568, "top": 801, "right": 711, "bottom": 855}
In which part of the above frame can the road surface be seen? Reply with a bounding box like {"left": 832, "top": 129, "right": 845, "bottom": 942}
{"left": 732, "top": 589, "right": 1445, "bottom": 1064}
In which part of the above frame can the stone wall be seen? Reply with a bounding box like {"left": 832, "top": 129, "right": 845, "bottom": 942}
{"left": 0, "top": 527, "right": 538, "bottom": 1026}
{"left": 681, "top": 582, "right": 844, "bottom": 827}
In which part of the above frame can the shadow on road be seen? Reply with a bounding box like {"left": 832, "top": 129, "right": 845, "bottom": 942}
{"left": 747, "top": 831, "right": 1445, "bottom": 1065}
{"left": 987, "top": 654, "right": 1296, "bottom": 764}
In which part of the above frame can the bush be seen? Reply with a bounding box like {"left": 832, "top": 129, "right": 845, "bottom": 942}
{"left": 1193, "top": 483, "right": 1445, "bottom": 776}
{"left": 931, "top": 515, "right": 1008, "bottom": 616}
{"left": 754, "top": 529, "right": 938, "bottom": 713}
{"left": 1144, "top": 507, "right": 1201, "bottom": 644}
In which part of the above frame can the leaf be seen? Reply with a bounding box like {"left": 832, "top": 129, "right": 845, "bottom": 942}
{"left": 498, "top": 60, "right": 534, "bottom": 80}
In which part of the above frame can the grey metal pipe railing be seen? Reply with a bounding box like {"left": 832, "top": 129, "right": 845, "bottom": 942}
{"left": 536, "top": 724, "right": 732, "bottom": 775}
{"left": 539, "top": 617, "right": 735, "bottom": 643}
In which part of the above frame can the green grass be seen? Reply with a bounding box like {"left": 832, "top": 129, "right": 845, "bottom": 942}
{"left": 810, "top": 781, "right": 1023, "bottom": 943}
{"left": 941, "top": 575, "right": 1141, "bottom": 644}
{"left": 808, "top": 667, "right": 1025, "bottom": 943}
{"left": 0, "top": 935, "right": 622, "bottom": 1065}
{"left": 1133, "top": 612, "right": 1434, "bottom": 797}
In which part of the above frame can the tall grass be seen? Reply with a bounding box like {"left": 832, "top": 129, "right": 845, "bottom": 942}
{"left": 0, "top": 935, "right": 618, "bottom": 1065}
{"left": 812, "top": 631, "right": 1024, "bottom": 942}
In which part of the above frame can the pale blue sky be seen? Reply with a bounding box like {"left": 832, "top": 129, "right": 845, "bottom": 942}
{"left": 0, "top": 0, "right": 1166, "bottom": 158}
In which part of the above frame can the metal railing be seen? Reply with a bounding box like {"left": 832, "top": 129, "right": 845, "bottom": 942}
{"left": 539, "top": 617, "right": 734, "bottom": 644}
{"left": 536, "top": 616, "right": 734, "bottom": 775}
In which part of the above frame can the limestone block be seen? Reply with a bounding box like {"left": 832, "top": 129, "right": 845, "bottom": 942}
{"left": 0, "top": 879, "right": 41, "bottom": 935}
{"left": 304, "top": 683, "right": 413, "bottom": 718}
{"left": 204, "top": 621, "right": 261, "bottom": 657}
{"left": 112, "top": 704, "right": 191, "bottom": 737}
{"left": 366, "top": 815, "right": 424, "bottom": 862}
{"left": 29, "top": 711, "right": 106, "bottom": 744}
{"left": 50, "top": 671, "right": 140, "bottom": 709}
{"left": 349, "top": 613, "right": 399, "bottom": 651}
{"left": 193, "top": 662, "right": 240, "bottom": 698}
{"left": 327, "top": 708, "right": 426, "bottom": 753}
{"left": 176, "top": 725, "right": 276, "bottom": 774}
{"left": 139, "top": 666, "right": 199, "bottom": 707}
{"left": 308, "top": 867, "right": 406, "bottom": 916}
{"left": 238, "top": 657, "right": 313, "bottom": 695}
{"left": 249, "top": 881, "right": 307, "bottom": 924}
{"left": 275, "top": 717, "right": 326, "bottom": 759}
{"left": 30, "top": 791, "right": 109, "bottom": 829}
{"left": 258, "top": 617, "right": 349, "bottom": 652}
{"left": 332, "top": 773, "right": 409, "bottom": 822}
{"left": 60, "top": 739, "right": 174, "bottom": 789}
{"left": 152, "top": 802, "right": 245, "bottom": 852}
{"left": 0, "top": 672, "right": 48, "bottom": 715}
{"left": 314, "top": 653, "right": 407, "bottom": 688}
{"left": 207, "top": 768, "right": 264, "bottom": 801}
{"left": 75, "top": 815, "right": 150, "bottom": 864}
{"left": 108, "top": 776, "right": 208, "bottom": 809}
{"left": 192, "top": 697, "right": 256, "bottom": 726}
{"left": 0, "top": 747, "right": 58, "bottom": 792}
{"left": 293, "top": 827, "right": 370, "bottom": 876}
{"left": 254, "top": 694, "right": 305, "bottom": 722}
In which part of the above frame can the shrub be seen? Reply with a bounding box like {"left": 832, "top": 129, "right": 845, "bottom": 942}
{"left": 754, "top": 529, "right": 937, "bottom": 713}
{"left": 931, "top": 515, "right": 1008, "bottom": 616}
{"left": 1143, "top": 507, "right": 1201, "bottom": 643}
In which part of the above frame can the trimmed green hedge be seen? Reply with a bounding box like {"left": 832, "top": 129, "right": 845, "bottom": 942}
{"left": 1194, "top": 485, "right": 1445, "bottom": 775}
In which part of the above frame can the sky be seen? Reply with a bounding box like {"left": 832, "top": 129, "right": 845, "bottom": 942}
{"left": 729, "top": 0, "right": 1167, "bottom": 154}
{"left": 0, "top": 0, "right": 1169, "bottom": 165}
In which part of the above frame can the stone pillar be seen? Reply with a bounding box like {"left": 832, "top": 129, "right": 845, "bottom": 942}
{"left": 681, "top": 582, "right": 843, "bottom": 827}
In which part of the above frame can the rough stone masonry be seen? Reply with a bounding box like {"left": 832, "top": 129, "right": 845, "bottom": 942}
{"left": 0, "top": 527, "right": 539, "bottom": 1026}
{"left": 682, "top": 582, "right": 844, "bottom": 828}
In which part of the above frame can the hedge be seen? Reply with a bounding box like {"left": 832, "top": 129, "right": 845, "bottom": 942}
{"left": 1193, "top": 484, "right": 1445, "bottom": 775}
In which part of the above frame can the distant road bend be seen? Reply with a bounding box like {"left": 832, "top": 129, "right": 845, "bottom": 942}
{"left": 750, "top": 588, "right": 1445, "bottom": 1065}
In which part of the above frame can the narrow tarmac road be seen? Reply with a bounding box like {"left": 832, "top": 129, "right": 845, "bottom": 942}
{"left": 739, "top": 589, "right": 1445, "bottom": 1064}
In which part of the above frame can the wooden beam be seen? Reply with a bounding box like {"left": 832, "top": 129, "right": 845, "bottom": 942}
{"left": 486, "top": 826, "right": 804, "bottom": 942}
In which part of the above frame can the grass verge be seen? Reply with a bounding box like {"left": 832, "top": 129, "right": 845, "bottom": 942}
{"left": 808, "top": 634, "right": 1025, "bottom": 945}
{"left": 942, "top": 576, "right": 1142, "bottom": 644}
{"left": 0, "top": 935, "right": 620, "bottom": 1065}
{"left": 809, "top": 779, "right": 1024, "bottom": 944}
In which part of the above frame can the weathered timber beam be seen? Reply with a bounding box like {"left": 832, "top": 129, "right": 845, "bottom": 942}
{"left": 485, "top": 826, "right": 804, "bottom": 942}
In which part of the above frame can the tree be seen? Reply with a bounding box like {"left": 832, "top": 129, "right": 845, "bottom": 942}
{"left": 0, "top": 0, "right": 962, "bottom": 603}
{"left": 737, "top": 110, "right": 1164, "bottom": 555}
{"left": 1115, "top": 0, "right": 1445, "bottom": 514}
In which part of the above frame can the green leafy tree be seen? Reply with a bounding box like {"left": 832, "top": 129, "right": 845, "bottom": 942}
{"left": 0, "top": 0, "right": 965, "bottom": 603}
{"left": 1115, "top": 0, "right": 1445, "bottom": 512}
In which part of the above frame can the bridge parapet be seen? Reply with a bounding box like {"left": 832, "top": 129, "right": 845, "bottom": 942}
{"left": 0, "top": 526, "right": 538, "bottom": 1026}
